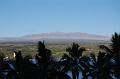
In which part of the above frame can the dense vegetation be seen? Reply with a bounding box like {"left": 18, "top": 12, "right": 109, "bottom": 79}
{"left": 0, "top": 32, "right": 120, "bottom": 79}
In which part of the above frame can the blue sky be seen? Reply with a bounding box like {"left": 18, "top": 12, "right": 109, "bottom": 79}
{"left": 0, "top": 0, "right": 120, "bottom": 37}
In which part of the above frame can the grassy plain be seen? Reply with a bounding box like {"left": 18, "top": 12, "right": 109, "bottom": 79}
{"left": 0, "top": 42, "right": 105, "bottom": 59}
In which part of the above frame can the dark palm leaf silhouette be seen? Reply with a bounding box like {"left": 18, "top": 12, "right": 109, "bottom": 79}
{"left": 14, "top": 50, "right": 24, "bottom": 79}
{"left": 48, "top": 60, "right": 72, "bottom": 79}
{"left": 98, "top": 32, "right": 120, "bottom": 79}
{"left": 14, "top": 51, "right": 38, "bottom": 79}
{"left": 61, "top": 43, "right": 86, "bottom": 79}
{"left": 84, "top": 53, "right": 97, "bottom": 79}
{"left": 35, "top": 41, "right": 52, "bottom": 79}
{"left": 111, "top": 32, "right": 120, "bottom": 54}
{"left": 36, "top": 41, "right": 70, "bottom": 79}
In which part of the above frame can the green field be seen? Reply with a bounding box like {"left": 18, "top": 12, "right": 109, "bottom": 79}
{"left": 0, "top": 43, "right": 105, "bottom": 60}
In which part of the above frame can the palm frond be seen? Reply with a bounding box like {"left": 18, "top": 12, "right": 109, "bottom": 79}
{"left": 99, "top": 45, "right": 113, "bottom": 54}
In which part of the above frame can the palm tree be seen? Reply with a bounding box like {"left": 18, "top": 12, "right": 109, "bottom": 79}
{"left": 35, "top": 41, "right": 52, "bottom": 79}
{"left": 97, "top": 51, "right": 110, "bottom": 79}
{"left": 14, "top": 51, "right": 37, "bottom": 79}
{"left": 14, "top": 50, "right": 24, "bottom": 79}
{"left": 60, "top": 43, "right": 86, "bottom": 79}
{"left": 98, "top": 32, "right": 120, "bottom": 78}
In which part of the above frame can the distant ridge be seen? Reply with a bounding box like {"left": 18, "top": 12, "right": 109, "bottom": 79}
{"left": 22, "top": 32, "right": 110, "bottom": 40}
{"left": 0, "top": 32, "right": 110, "bottom": 44}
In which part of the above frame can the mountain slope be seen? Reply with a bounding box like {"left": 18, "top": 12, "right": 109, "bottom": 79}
{"left": 0, "top": 32, "right": 110, "bottom": 43}
{"left": 22, "top": 32, "right": 110, "bottom": 40}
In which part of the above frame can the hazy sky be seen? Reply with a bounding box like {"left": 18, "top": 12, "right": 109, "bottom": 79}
{"left": 0, "top": 0, "right": 120, "bottom": 37}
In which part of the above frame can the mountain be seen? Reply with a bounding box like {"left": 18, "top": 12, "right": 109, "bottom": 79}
{"left": 0, "top": 32, "right": 110, "bottom": 44}
{"left": 22, "top": 32, "right": 110, "bottom": 40}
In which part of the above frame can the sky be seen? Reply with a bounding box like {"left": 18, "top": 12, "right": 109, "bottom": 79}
{"left": 0, "top": 0, "right": 120, "bottom": 37}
